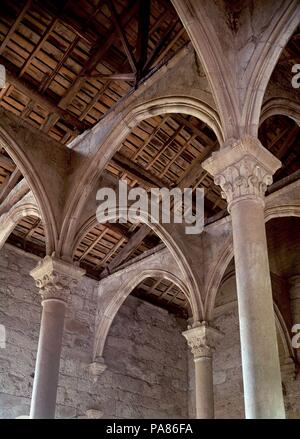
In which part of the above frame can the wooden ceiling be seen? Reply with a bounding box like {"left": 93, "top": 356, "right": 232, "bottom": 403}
{"left": 0, "top": 0, "right": 188, "bottom": 142}
{"left": 132, "top": 275, "right": 190, "bottom": 318}
{"left": 0, "top": 2, "right": 299, "bottom": 316}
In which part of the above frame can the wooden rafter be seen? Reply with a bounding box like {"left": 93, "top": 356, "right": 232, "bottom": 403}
{"left": 0, "top": 0, "right": 32, "bottom": 56}
{"left": 58, "top": 1, "right": 139, "bottom": 110}
{"left": 107, "top": 0, "right": 137, "bottom": 73}
{"left": 145, "top": 123, "right": 185, "bottom": 170}
{"left": 3, "top": 64, "right": 89, "bottom": 132}
{"left": 111, "top": 152, "right": 164, "bottom": 188}
{"left": 132, "top": 115, "right": 169, "bottom": 161}
{"left": 136, "top": 0, "right": 151, "bottom": 82}
{"left": 144, "top": 17, "right": 179, "bottom": 72}
{"left": 101, "top": 223, "right": 150, "bottom": 276}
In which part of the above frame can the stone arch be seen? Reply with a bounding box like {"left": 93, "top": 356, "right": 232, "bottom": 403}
{"left": 59, "top": 95, "right": 222, "bottom": 259}
{"left": 204, "top": 203, "right": 300, "bottom": 321}
{"left": 0, "top": 193, "right": 40, "bottom": 251}
{"left": 172, "top": 0, "right": 300, "bottom": 139}
{"left": 0, "top": 127, "right": 56, "bottom": 254}
{"left": 72, "top": 207, "right": 203, "bottom": 322}
{"left": 94, "top": 267, "right": 191, "bottom": 360}
{"left": 260, "top": 97, "right": 300, "bottom": 127}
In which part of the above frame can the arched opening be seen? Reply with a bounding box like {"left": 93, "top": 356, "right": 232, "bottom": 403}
{"left": 0, "top": 146, "right": 46, "bottom": 257}
{"left": 258, "top": 115, "right": 300, "bottom": 183}
{"left": 0, "top": 127, "right": 55, "bottom": 255}
{"left": 96, "top": 274, "right": 192, "bottom": 418}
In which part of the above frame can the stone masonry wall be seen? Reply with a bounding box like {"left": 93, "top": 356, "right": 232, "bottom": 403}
{"left": 1, "top": 244, "right": 300, "bottom": 419}
{"left": 0, "top": 244, "right": 188, "bottom": 419}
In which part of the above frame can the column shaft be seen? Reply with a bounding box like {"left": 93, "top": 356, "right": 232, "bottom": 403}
{"left": 202, "top": 136, "right": 285, "bottom": 419}
{"left": 30, "top": 300, "right": 66, "bottom": 419}
{"left": 194, "top": 356, "right": 214, "bottom": 418}
{"left": 183, "top": 323, "right": 221, "bottom": 419}
{"left": 231, "top": 199, "right": 285, "bottom": 418}
{"left": 29, "top": 255, "right": 85, "bottom": 419}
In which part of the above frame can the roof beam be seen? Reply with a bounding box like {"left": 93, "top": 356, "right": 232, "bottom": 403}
{"left": 136, "top": 0, "right": 151, "bottom": 82}
{"left": 144, "top": 17, "right": 179, "bottom": 72}
{"left": 2, "top": 61, "right": 89, "bottom": 132}
{"left": 0, "top": 0, "right": 32, "bottom": 56}
{"left": 58, "top": 1, "right": 139, "bottom": 110}
{"left": 0, "top": 153, "right": 15, "bottom": 172}
{"left": 111, "top": 152, "right": 164, "bottom": 188}
{"left": 101, "top": 223, "right": 150, "bottom": 276}
{"left": 107, "top": 0, "right": 137, "bottom": 73}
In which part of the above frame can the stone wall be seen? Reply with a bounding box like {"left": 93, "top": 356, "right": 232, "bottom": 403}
{"left": 0, "top": 245, "right": 189, "bottom": 419}
{"left": 1, "top": 244, "right": 300, "bottom": 419}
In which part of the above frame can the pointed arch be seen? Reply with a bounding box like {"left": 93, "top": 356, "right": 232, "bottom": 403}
{"left": 59, "top": 95, "right": 222, "bottom": 261}
{"left": 0, "top": 192, "right": 40, "bottom": 251}
{"left": 0, "top": 126, "right": 57, "bottom": 254}
{"left": 94, "top": 267, "right": 191, "bottom": 360}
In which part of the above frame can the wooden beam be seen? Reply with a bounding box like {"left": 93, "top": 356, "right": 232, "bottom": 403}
{"left": 39, "top": 36, "right": 80, "bottom": 94}
{"left": 0, "top": 153, "right": 15, "bottom": 172}
{"left": 0, "top": 0, "right": 32, "bottom": 55}
{"left": 132, "top": 115, "right": 169, "bottom": 160}
{"left": 154, "top": 27, "right": 186, "bottom": 66}
{"left": 96, "top": 236, "right": 126, "bottom": 268}
{"left": 144, "top": 18, "right": 179, "bottom": 72}
{"left": 0, "top": 168, "right": 22, "bottom": 203}
{"left": 107, "top": 0, "right": 137, "bottom": 73}
{"left": 171, "top": 114, "right": 215, "bottom": 146}
{"left": 2, "top": 61, "right": 89, "bottom": 132}
{"left": 145, "top": 123, "right": 184, "bottom": 170}
{"left": 136, "top": 0, "right": 151, "bottom": 82}
{"left": 101, "top": 223, "right": 150, "bottom": 276}
{"left": 79, "top": 81, "right": 110, "bottom": 121}
{"left": 58, "top": 1, "right": 139, "bottom": 110}
{"left": 78, "top": 227, "right": 107, "bottom": 262}
{"left": 111, "top": 152, "right": 164, "bottom": 188}
{"left": 19, "top": 18, "right": 58, "bottom": 77}
{"left": 87, "top": 73, "right": 136, "bottom": 81}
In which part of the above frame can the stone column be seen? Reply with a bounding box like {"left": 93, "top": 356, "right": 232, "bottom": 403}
{"left": 289, "top": 275, "right": 300, "bottom": 363}
{"left": 203, "top": 136, "right": 285, "bottom": 419}
{"left": 29, "top": 256, "right": 85, "bottom": 419}
{"left": 183, "top": 322, "right": 221, "bottom": 419}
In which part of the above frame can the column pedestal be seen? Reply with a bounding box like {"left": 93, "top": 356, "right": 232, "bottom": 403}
{"left": 203, "top": 136, "right": 285, "bottom": 419}
{"left": 29, "top": 256, "right": 85, "bottom": 419}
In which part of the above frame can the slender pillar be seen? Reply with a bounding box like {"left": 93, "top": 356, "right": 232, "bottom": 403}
{"left": 183, "top": 322, "right": 221, "bottom": 419}
{"left": 29, "top": 256, "right": 85, "bottom": 419}
{"left": 203, "top": 136, "right": 285, "bottom": 419}
{"left": 289, "top": 275, "right": 300, "bottom": 363}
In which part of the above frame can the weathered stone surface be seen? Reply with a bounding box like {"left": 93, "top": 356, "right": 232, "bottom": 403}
{"left": 0, "top": 245, "right": 189, "bottom": 419}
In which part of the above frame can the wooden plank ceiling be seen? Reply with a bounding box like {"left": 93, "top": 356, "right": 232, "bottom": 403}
{"left": 0, "top": 3, "right": 299, "bottom": 315}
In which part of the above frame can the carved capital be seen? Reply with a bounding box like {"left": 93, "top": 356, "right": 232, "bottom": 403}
{"left": 202, "top": 136, "right": 281, "bottom": 210}
{"left": 30, "top": 256, "right": 85, "bottom": 303}
{"left": 183, "top": 322, "right": 222, "bottom": 360}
